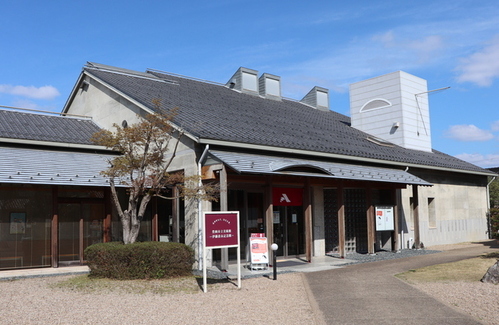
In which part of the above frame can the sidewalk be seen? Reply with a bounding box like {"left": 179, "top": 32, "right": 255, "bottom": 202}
{"left": 0, "top": 255, "right": 355, "bottom": 281}
{"left": 304, "top": 241, "right": 499, "bottom": 325}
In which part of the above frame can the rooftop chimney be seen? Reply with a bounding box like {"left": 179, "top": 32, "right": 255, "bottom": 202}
{"left": 226, "top": 67, "right": 259, "bottom": 94}
{"left": 259, "top": 73, "right": 281, "bottom": 100}
{"left": 300, "top": 86, "right": 330, "bottom": 111}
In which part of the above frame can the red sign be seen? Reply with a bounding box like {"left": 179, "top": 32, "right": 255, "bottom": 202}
{"left": 204, "top": 212, "right": 239, "bottom": 248}
{"left": 272, "top": 187, "right": 303, "bottom": 206}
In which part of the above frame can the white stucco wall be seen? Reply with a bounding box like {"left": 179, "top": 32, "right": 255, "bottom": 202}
{"left": 399, "top": 183, "right": 489, "bottom": 248}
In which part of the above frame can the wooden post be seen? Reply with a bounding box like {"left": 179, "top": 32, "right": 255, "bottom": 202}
{"left": 366, "top": 188, "right": 375, "bottom": 254}
{"left": 79, "top": 217, "right": 84, "bottom": 264}
{"left": 104, "top": 189, "right": 112, "bottom": 243}
{"left": 337, "top": 184, "right": 346, "bottom": 258}
{"left": 413, "top": 185, "right": 420, "bottom": 248}
{"left": 51, "top": 186, "right": 58, "bottom": 268}
{"left": 152, "top": 198, "right": 159, "bottom": 242}
{"left": 265, "top": 177, "right": 274, "bottom": 255}
{"left": 392, "top": 189, "right": 399, "bottom": 252}
{"left": 304, "top": 180, "right": 313, "bottom": 262}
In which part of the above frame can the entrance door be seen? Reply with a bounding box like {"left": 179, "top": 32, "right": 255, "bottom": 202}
{"left": 273, "top": 206, "right": 304, "bottom": 257}
{"left": 58, "top": 203, "right": 104, "bottom": 265}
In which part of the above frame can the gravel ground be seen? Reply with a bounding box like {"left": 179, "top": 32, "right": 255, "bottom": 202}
{"left": 0, "top": 245, "right": 497, "bottom": 325}
{"left": 0, "top": 273, "right": 318, "bottom": 325}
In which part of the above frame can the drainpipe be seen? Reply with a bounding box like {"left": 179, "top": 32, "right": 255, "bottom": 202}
{"left": 487, "top": 176, "right": 496, "bottom": 239}
{"left": 198, "top": 144, "right": 210, "bottom": 270}
{"left": 487, "top": 176, "right": 496, "bottom": 210}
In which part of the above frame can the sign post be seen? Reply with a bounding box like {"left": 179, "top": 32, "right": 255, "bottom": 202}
{"left": 203, "top": 211, "right": 240, "bottom": 293}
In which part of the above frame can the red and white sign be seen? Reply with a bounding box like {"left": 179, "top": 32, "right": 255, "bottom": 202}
{"left": 204, "top": 212, "right": 239, "bottom": 248}
{"left": 249, "top": 236, "right": 268, "bottom": 265}
{"left": 272, "top": 187, "right": 303, "bottom": 206}
{"left": 375, "top": 206, "right": 394, "bottom": 231}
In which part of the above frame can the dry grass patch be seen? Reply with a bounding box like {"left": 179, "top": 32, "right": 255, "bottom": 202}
{"left": 51, "top": 274, "right": 230, "bottom": 295}
{"left": 396, "top": 252, "right": 499, "bottom": 283}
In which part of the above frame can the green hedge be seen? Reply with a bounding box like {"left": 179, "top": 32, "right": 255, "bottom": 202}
{"left": 490, "top": 208, "right": 499, "bottom": 240}
{"left": 84, "top": 241, "right": 194, "bottom": 279}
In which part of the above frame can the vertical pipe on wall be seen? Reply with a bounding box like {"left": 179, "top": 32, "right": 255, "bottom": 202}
{"left": 172, "top": 186, "right": 179, "bottom": 243}
{"left": 197, "top": 145, "right": 210, "bottom": 270}
{"left": 219, "top": 165, "right": 229, "bottom": 271}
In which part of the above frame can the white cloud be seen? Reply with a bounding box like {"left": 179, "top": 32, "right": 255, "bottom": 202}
{"left": 0, "top": 84, "right": 60, "bottom": 100}
{"left": 455, "top": 153, "right": 499, "bottom": 168}
{"left": 445, "top": 124, "right": 494, "bottom": 141}
{"left": 456, "top": 35, "right": 499, "bottom": 86}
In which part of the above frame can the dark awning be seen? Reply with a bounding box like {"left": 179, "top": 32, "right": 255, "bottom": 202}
{"left": 208, "top": 150, "right": 432, "bottom": 186}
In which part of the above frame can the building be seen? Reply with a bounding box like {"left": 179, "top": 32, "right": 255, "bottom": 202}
{"left": 0, "top": 62, "right": 495, "bottom": 270}
{"left": 0, "top": 109, "right": 115, "bottom": 269}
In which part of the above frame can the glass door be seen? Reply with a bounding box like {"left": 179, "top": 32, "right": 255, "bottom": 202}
{"left": 273, "top": 206, "right": 304, "bottom": 257}
{"left": 58, "top": 203, "right": 104, "bottom": 265}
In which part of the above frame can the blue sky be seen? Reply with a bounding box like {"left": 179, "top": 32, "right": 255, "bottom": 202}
{"left": 1, "top": 1, "right": 499, "bottom": 167}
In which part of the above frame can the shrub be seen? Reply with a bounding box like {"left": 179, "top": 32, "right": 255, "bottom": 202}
{"left": 85, "top": 241, "right": 194, "bottom": 279}
{"left": 489, "top": 208, "right": 499, "bottom": 240}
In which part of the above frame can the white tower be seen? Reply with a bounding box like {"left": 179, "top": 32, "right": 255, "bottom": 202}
{"left": 349, "top": 71, "right": 432, "bottom": 152}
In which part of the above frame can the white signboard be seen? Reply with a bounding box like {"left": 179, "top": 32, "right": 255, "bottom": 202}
{"left": 375, "top": 206, "right": 394, "bottom": 231}
{"left": 249, "top": 236, "right": 269, "bottom": 269}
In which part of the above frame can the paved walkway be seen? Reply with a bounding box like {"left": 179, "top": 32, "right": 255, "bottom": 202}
{"left": 304, "top": 241, "right": 499, "bottom": 325}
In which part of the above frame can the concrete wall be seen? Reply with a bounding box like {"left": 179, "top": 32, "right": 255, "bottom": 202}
{"left": 67, "top": 77, "right": 145, "bottom": 129}
{"left": 399, "top": 183, "right": 489, "bottom": 248}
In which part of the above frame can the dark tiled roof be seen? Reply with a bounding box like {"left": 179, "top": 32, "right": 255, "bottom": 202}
{"left": 84, "top": 64, "right": 491, "bottom": 174}
{"left": 0, "top": 109, "right": 101, "bottom": 145}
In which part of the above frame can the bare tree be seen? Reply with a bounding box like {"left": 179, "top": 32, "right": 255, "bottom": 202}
{"left": 92, "top": 103, "right": 218, "bottom": 244}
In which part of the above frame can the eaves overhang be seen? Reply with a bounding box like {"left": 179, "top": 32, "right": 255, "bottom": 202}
{"left": 208, "top": 150, "right": 432, "bottom": 186}
{"left": 198, "top": 138, "right": 494, "bottom": 178}
{"left": 0, "top": 146, "right": 127, "bottom": 187}
{"left": 0, "top": 137, "right": 111, "bottom": 152}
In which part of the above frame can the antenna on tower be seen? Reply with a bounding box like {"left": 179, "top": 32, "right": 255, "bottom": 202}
{"left": 414, "top": 86, "right": 450, "bottom": 136}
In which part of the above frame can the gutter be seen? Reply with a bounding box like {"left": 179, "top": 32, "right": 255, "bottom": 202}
{"left": 197, "top": 144, "right": 210, "bottom": 270}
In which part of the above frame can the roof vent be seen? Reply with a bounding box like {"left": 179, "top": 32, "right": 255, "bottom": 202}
{"left": 259, "top": 73, "right": 281, "bottom": 100}
{"left": 226, "top": 67, "right": 259, "bottom": 94}
{"left": 300, "top": 86, "right": 329, "bottom": 111}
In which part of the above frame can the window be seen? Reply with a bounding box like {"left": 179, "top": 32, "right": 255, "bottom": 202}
{"left": 360, "top": 98, "right": 391, "bottom": 112}
{"left": 428, "top": 198, "right": 436, "bottom": 228}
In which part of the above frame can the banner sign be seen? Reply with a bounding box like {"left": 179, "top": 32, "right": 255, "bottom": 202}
{"left": 203, "top": 211, "right": 241, "bottom": 293}
{"left": 375, "top": 206, "right": 394, "bottom": 231}
{"left": 204, "top": 212, "right": 239, "bottom": 248}
{"left": 272, "top": 187, "right": 303, "bottom": 206}
{"left": 249, "top": 236, "right": 269, "bottom": 265}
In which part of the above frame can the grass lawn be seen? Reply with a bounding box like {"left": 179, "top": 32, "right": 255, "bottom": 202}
{"left": 51, "top": 275, "right": 231, "bottom": 295}
{"left": 396, "top": 252, "right": 499, "bottom": 283}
